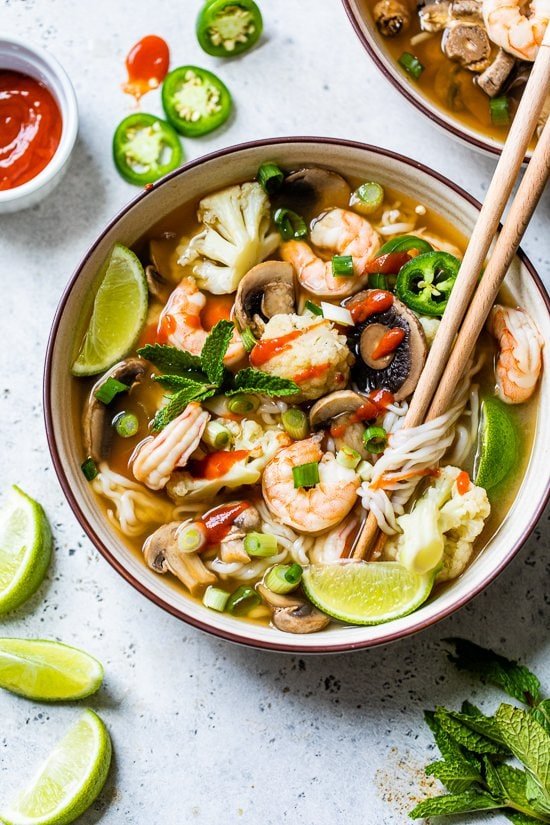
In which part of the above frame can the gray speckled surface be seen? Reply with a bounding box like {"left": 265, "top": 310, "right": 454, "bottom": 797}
{"left": 1, "top": 1, "right": 549, "bottom": 822}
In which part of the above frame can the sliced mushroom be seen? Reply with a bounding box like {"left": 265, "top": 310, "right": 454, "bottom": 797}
{"left": 278, "top": 168, "right": 351, "bottom": 219}
{"left": 450, "top": 0, "right": 483, "bottom": 20}
{"left": 373, "top": 0, "right": 411, "bottom": 36}
{"left": 83, "top": 358, "right": 146, "bottom": 462}
{"left": 143, "top": 522, "right": 216, "bottom": 596}
{"left": 344, "top": 292, "right": 428, "bottom": 402}
{"left": 234, "top": 261, "right": 296, "bottom": 338}
{"left": 219, "top": 504, "right": 262, "bottom": 563}
{"left": 419, "top": 1, "right": 451, "bottom": 32}
{"left": 442, "top": 23, "right": 491, "bottom": 72}
{"left": 310, "top": 390, "right": 370, "bottom": 457}
{"left": 476, "top": 48, "right": 516, "bottom": 96}
{"left": 145, "top": 264, "right": 172, "bottom": 303}
{"left": 257, "top": 584, "right": 330, "bottom": 634}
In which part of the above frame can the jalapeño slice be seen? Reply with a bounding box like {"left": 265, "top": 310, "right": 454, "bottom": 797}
{"left": 396, "top": 251, "right": 460, "bottom": 317}
{"left": 112, "top": 113, "right": 183, "bottom": 186}
{"left": 196, "top": 0, "right": 263, "bottom": 57}
{"left": 162, "top": 66, "right": 233, "bottom": 137}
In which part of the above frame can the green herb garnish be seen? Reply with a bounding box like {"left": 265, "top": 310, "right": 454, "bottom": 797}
{"left": 410, "top": 639, "right": 550, "bottom": 823}
{"left": 138, "top": 320, "right": 299, "bottom": 431}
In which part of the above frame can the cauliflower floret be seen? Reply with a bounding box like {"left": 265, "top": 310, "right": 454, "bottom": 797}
{"left": 417, "top": 315, "right": 441, "bottom": 347}
{"left": 254, "top": 314, "right": 354, "bottom": 402}
{"left": 178, "top": 182, "right": 279, "bottom": 294}
{"left": 383, "top": 466, "right": 490, "bottom": 583}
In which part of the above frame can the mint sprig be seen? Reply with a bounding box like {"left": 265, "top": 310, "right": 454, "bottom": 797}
{"left": 410, "top": 640, "right": 550, "bottom": 823}
{"left": 138, "top": 320, "right": 299, "bottom": 430}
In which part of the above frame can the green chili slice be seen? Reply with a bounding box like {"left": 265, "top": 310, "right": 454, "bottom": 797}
{"left": 363, "top": 426, "right": 388, "bottom": 454}
{"left": 396, "top": 251, "right": 460, "bottom": 317}
{"left": 196, "top": 0, "right": 263, "bottom": 57}
{"left": 161, "top": 66, "right": 233, "bottom": 137}
{"left": 490, "top": 96, "right": 510, "bottom": 126}
{"left": 398, "top": 52, "right": 424, "bottom": 79}
{"left": 112, "top": 113, "right": 183, "bottom": 186}
{"left": 274, "top": 208, "right": 307, "bottom": 241}
{"left": 377, "top": 235, "right": 434, "bottom": 256}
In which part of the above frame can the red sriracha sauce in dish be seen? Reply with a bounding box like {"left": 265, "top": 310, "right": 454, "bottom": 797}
{"left": 123, "top": 35, "right": 170, "bottom": 101}
{"left": 200, "top": 501, "right": 250, "bottom": 545}
{"left": 371, "top": 327, "right": 406, "bottom": 360}
{"left": 347, "top": 290, "right": 394, "bottom": 323}
{"left": 0, "top": 71, "right": 62, "bottom": 191}
{"left": 330, "top": 389, "right": 395, "bottom": 439}
{"left": 189, "top": 449, "right": 250, "bottom": 480}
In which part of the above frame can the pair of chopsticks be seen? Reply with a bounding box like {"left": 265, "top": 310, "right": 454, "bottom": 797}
{"left": 353, "top": 28, "right": 550, "bottom": 561}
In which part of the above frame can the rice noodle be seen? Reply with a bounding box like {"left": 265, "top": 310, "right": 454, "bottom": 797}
{"left": 446, "top": 384, "right": 480, "bottom": 466}
{"left": 258, "top": 396, "right": 288, "bottom": 426}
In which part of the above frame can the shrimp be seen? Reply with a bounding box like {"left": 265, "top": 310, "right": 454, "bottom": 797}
{"left": 280, "top": 208, "right": 380, "bottom": 299}
{"left": 482, "top": 0, "right": 549, "bottom": 60}
{"left": 414, "top": 228, "right": 463, "bottom": 259}
{"left": 310, "top": 511, "right": 361, "bottom": 563}
{"left": 487, "top": 305, "right": 543, "bottom": 404}
{"left": 157, "top": 277, "right": 245, "bottom": 366}
{"left": 131, "top": 402, "right": 210, "bottom": 490}
{"left": 262, "top": 434, "right": 360, "bottom": 534}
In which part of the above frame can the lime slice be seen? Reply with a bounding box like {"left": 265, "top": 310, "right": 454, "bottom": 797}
{"left": 0, "top": 487, "right": 52, "bottom": 615}
{"left": 474, "top": 396, "right": 518, "bottom": 491}
{"left": 0, "top": 639, "right": 103, "bottom": 701}
{"left": 0, "top": 709, "right": 111, "bottom": 825}
{"left": 302, "top": 562, "right": 433, "bottom": 625}
{"left": 72, "top": 243, "right": 148, "bottom": 376}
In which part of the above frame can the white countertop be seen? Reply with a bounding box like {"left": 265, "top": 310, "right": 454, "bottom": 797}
{"left": 1, "top": 1, "right": 549, "bottom": 822}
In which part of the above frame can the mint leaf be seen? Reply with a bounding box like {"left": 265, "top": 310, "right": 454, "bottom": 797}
{"left": 425, "top": 711, "right": 467, "bottom": 762}
{"left": 533, "top": 701, "right": 550, "bottom": 737}
{"left": 410, "top": 790, "right": 502, "bottom": 819}
{"left": 152, "top": 386, "right": 215, "bottom": 432}
{"left": 446, "top": 638, "right": 541, "bottom": 706}
{"left": 153, "top": 374, "right": 211, "bottom": 390}
{"left": 461, "top": 700, "right": 484, "bottom": 717}
{"left": 483, "top": 759, "right": 550, "bottom": 822}
{"left": 496, "top": 704, "right": 550, "bottom": 810}
{"left": 200, "top": 320, "right": 234, "bottom": 386}
{"left": 446, "top": 708, "right": 509, "bottom": 748}
{"left": 507, "top": 813, "right": 544, "bottom": 824}
{"left": 229, "top": 368, "right": 300, "bottom": 397}
{"left": 426, "top": 758, "right": 482, "bottom": 793}
{"left": 435, "top": 708, "right": 509, "bottom": 755}
{"left": 138, "top": 344, "right": 203, "bottom": 375}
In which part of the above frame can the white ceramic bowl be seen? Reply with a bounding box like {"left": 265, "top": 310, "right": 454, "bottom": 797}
{"left": 342, "top": 0, "right": 528, "bottom": 160}
{"left": 0, "top": 36, "right": 78, "bottom": 213}
{"left": 44, "top": 138, "right": 550, "bottom": 653}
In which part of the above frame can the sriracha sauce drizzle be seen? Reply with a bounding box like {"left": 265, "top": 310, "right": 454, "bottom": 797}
{"left": 201, "top": 501, "right": 250, "bottom": 545}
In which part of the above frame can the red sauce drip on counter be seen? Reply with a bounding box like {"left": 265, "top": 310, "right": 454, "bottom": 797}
{"left": 189, "top": 449, "right": 250, "bottom": 480}
{"left": 347, "top": 290, "right": 394, "bottom": 323}
{"left": 330, "top": 389, "right": 395, "bottom": 439}
{"left": 0, "top": 71, "right": 62, "bottom": 191}
{"left": 123, "top": 35, "right": 170, "bottom": 100}
{"left": 456, "top": 470, "right": 470, "bottom": 495}
{"left": 201, "top": 501, "right": 250, "bottom": 544}
{"left": 371, "top": 327, "right": 406, "bottom": 360}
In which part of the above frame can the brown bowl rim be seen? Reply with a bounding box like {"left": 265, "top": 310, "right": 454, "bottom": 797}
{"left": 341, "top": 0, "right": 531, "bottom": 161}
{"left": 44, "top": 135, "right": 550, "bottom": 653}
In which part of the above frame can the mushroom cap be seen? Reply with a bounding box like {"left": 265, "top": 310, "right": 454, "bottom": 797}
{"left": 257, "top": 584, "right": 331, "bottom": 633}
{"left": 278, "top": 167, "right": 352, "bottom": 221}
{"left": 143, "top": 522, "right": 179, "bottom": 573}
{"left": 83, "top": 358, "right": 147, "bottom": 462}
{"left": 344, "top": 291, "right": 428, "bottom": 402}
{"left": 234, "top": 261, "right": 296, "bottom": 337}
{"left": 145, "top": 264, "right": 171, "bottom": 303}
{"left": 442, "top": 22, "right": 491, "bottom": 71}
{"left": 143, "top": 521, "right": 216, "bottom": 594}
{"left": 309, "top": 390, "right": 366, "bottom": 429}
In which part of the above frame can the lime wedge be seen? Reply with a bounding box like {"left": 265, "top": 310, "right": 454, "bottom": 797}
{"left": 302, "top": 562, "right": 433, "bottom": 625}
{"left": 72, "top": 243, "right": 148, "bottom": 376}
{"left": 474, "top": 396, "right": 518, "bottom": 491}
{"left": 0, "top": 487, "right": 52, "bottom": 615}
{"left": 0, "top": 709, "right": 111, "bottom": 825}
{"left": 0, "top": 639, "right": 103, "bottom": 701}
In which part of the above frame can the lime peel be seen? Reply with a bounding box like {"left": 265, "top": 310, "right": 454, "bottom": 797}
{"left": 474, "top": 396, "right": 518, "bottom": 491}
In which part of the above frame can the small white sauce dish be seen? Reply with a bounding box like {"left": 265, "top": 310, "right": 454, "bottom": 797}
{"left": 0, "top": 35, "right": 78, "bottom": 214}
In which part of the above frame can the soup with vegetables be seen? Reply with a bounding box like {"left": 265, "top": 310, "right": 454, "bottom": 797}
{"left": 71, "top": 163, "right": 542, "bottom": 634}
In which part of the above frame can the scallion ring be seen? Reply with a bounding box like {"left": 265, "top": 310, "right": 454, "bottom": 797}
{"left": 363, "top": 426, "right": 388, "bottom": 454}
{"left": 94, "top": 377, "right": 129, "bottom": 405}
{"left": 227, "top": 394, "right": 260, "bottom": 415}
{"left": 351, "top": 181, "right": 384, "bottom": 214}
{"left": 244, "top": 532, "right": 278, "bottom": 558}
{"left": 274, "top": 208, "right": 307, "bottom": 241}
{"left": 398, "top": 52, "right": 424, "bottom": 79}
{"left": 203, "top": 586, "right": 230, "bottom": 612}
{"left": 113, "top": 412, "right": 139, "bottom": 438}
{"left": 203, "top": 420, "right": 233, "bottom": 450}
{"left": 226, "top": 585, "right": 262, "bottom": 616}
{"left": 257, "top": 161, "right": 284, "bottom": 195}
{"left": 292, "top": 461, "right": 320, "bottom": 489}
{"left": 368, "top": 273, "right": 388, "bottom": 290}
{"left": 81, "top": 457, "right": 98, "bottom": 482}
{"left": 177, "top": 522, "right": 207, "bottom": 554}
{"left": 336, "top": 446, "right": 362, "bottom": 470}
{"left": 264, "top": 563, "right": 303, "bottom": 595}
{"left": 332, "top": 254, "right": 354, "bottom": 278}
{"left": 282, "top": 408, "right": 309, "bottom": 441}
{"left": 240, "top": 326, "right": 257, "bottom": 352}
{"left": 490, "top": 96, "right": 510, "bottom": 126}
{"left": 304, "top": 299, "right": 323, "bottom": 317}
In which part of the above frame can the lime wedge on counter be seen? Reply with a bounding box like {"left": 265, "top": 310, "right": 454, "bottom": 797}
{"left": 474, "top": 397, "right": 518, "bottom": 491}
{"left": 0, "top": 639, "right": 103, "bottom": 701}
{"left": 71, "top": 243, "right": 148, "bottom": 376}
{"left": 302, "top": 562, "right": 433, "bottom": 625}
{"left": 0, "top": 487, "right": 52, "bottom": 615}
{"left": 0, "top": 709, "right": 111, "bottom": 825}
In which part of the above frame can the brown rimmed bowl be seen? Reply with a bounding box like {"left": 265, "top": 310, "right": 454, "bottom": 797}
{"left": 341, "top": 0, "right": 531, "bottom": 160}
{"left": 44, "top": 137, "right": 550, "bottom": 653}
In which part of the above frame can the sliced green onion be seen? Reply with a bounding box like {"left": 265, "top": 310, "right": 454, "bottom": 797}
{"left": 368, "top": 273, "right": 388, "bottom": 289}
{"left": 363, "top": 425, "right": 388, "bottom": 454}
{"left": 332, "top": 254, "right": 354, "bottom": 277}
{"left": 227, "top": 393, "right": 260, "bottom": 415}
{"left": 264, "top": 563, "right": 303, "bottom": 594}
{"left": 398, "top": 52, "right": 424, "bottom": 79}
{"left": 226, "top": 585, "right": 262, "bottom": 616}
{"left": 81, "top": 457, "right": 98, "bottom": 481}
{"left": 336, "top": 445, "right": 362, "bottom": 470}
{"left": 282, "top": 407, "right": 309, "bottom": 440}
{"left": 304, "top": 299, "right": 323, "bottom": 317}
{"left": 357, "top": 459, "right": 374, "bottom": 481}
{"left": 244, "top": 532, "right": 278, "bottom": 557}
{"left": 274, "top": 207, "right": 307, "bottom": 241}
{"left": 203, "top": 585, "right": 230, "bottom": 612}
{"left": 177, "top": 522, "right": 207, "bottom": 554}
{"left": 240, "top": 325, "right": 257, "bottom": 352}
{"left": 352, "top": 181, "right": 384, "bottom": 214}
{"left": 203, "top": 420, "right": 233, "bottom": 449}
{"left": 113, "top": 412, "right": 139, "bottom": 438}
{"left": 292, "top": 461, "right": 320, "bottom": 489}
{"left": 257, "top": 161, "right": 284, "bottom": 195}
{"left": 94, "top": 377, "right": 128, "bottom": 405}
{"left": 490, "top": 96, "right": 510, "bottom": 126}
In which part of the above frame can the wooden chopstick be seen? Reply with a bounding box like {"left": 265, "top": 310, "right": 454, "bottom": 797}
{"left": 352, "top": 29, "right": 550, "bottom": 561}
